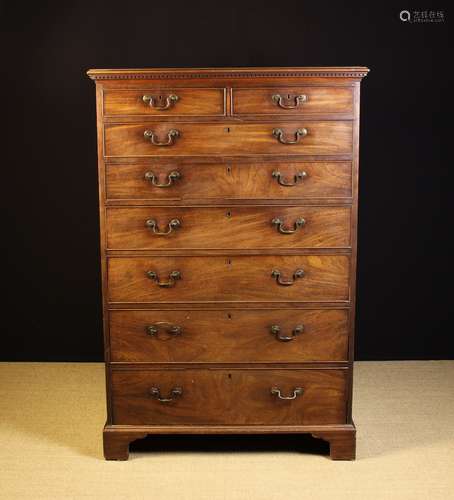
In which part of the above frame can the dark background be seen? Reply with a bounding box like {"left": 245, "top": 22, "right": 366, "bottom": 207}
{"left": 2, "top": 1, "right": 452, "bottom": 361}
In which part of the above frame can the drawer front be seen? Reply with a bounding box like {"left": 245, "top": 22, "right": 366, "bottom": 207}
{"left": 232, "top": 87, "right": 353, "bottom": 115}
{"left": 111, "top": 369, "right": 347, "bottom": 425}
{"left": 104, "top": 121, "right": 353, "bottom": 157}
{"left": 109, "top": 309, "right": 349, "bottom": 362}
{"left": 106, "top": 162, "right": 352, "bottom": 200}
{"left": 106, "top": 206, "right": 351, "bottom": 250}
{"left": 108, "top": 255, "right": 350, "bottom": 303}
{"left": 103, "top": 88, "right": 225, "bottom": 116}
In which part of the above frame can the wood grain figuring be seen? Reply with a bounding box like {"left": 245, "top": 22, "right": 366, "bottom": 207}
{"left": 104, "top": 121, "right": 353, "bottom": 157}
{"left": 109, "top": 309, "right": 349, "bottom": 362}
{"left": 107, "top": 255, "right": 350, "bottom": 303}
{"left": 104, "top": 88, "right": 225, "bottom": 116}
{"left": 105, "top": 161, "right": 352, "bottom": 200}
{"left": 106, "top": 206, "right": 351, "bottom": 250}
{"left": 111, "top": 368, "right": 347, "bottom": 425}
{"left": 232, "top": 87, "right": 353, "bottom": 115}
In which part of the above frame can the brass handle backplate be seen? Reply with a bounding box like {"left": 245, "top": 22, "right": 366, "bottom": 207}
{"left": 272, "top": 128, "right": 308, "bottom": 144}
{"left": 149, "top": 386, "right": 183, "bottom": 403}
{"left": 146, "top": 218, "right": 181, "bottom": 235}
{"left": 146, "top": 270, "right": 181, "bottom": 288}
{"left": 272, "top": 170, "right": 308, "bottom": 187}
{"left": 272, "top": 217, "right": 306, "bottom": 234}
{"left": 271, "top": 269, "right": 304, "bottom": 286}
{"left": 270, "top": 324, "right": 304, "bottom": 341}
{"left": 144, "top": 170, "right": 181, "bottom": 188}
{"left": 272, "top": 94, "right": 307, "bottom": 109}
{"left": 271, "top": 387, "right": 304, "bottom": 400}
{"left": 144, "top": 129, "right": 180, "bottom": 146}
{"left": 142, "top": 94, "right": 179, "bottom": 110}
{"left": 146, "top": 322, "right": 182, "bottom": 340}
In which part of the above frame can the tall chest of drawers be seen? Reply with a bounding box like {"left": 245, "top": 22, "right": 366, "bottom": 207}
{"left": 87, "top": 67, "right": 369, "bottom": 460}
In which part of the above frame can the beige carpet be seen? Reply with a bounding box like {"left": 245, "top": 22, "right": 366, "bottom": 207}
{"left": 0, "top": 361, "right": 453, "bottom": 499}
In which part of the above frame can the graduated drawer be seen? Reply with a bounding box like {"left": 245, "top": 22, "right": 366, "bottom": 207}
{"left": 104, "top": 121, "right": 353, "bottom": 157}
{"left": 103, "top": 88, "right": 225, "bottom": 116}
{"left": 232, "top": 87, "right": 353, "bottom": 115}
{"left": 107, "top": 255, "right": 350, "bottom": 303}
{"left": 109, "top": 309, "right": 349, "bottom": 363}
{"left": 106, "top": 161, "right": 352, "bottom": 200}
{"left": 106, "top": 206, "right": 351, "bottom": 250}
{"left": 111, "top": 368, "right": 348, "bottom": 425}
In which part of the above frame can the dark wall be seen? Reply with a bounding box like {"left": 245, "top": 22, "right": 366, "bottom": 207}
{"left": 2, "top": 1, "right": 452, "bottom": 361}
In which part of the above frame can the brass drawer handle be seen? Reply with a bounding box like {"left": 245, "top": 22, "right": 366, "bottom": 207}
{"left": 146, "top": 218, "right": 181, "bottom": 235}
{"left": 146, "top": 322, "right": 182, "bottom": 340}
{"left": 271, "top": 269, "right": 304, "bottom": 286}
{"left": 272, "top": 217, "right": 306, "bottom": 234}
{"left": 142, "top": 94, "right": 179, "bottom": 110}
{"left": 272, "top": 94, "right": 307, "bottom": 109}
{"left": 144, "top": 129, "right": 180, "bottom": 146}
{"left": 272, "top": 128, "right": 307, "bottom": 144}
{"left": 270, "top": 324, "right": 304, "bottom": 342}
{"left": 149, "top": 386, "right": 183, "bottom": 403}
{"left": 272, "top": 170, "right": 308, "bottom": 187}
{"left": 144, "top": 170, "right": 181, "bottom": 188}
{"left": 271, "top": 387, "right": 304, "bottom": 400}
{"left": 146, "top": 270, "right": 181, "bottom": 288}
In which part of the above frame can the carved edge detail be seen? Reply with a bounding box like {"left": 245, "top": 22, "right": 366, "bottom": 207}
{"left": 87, "top": 71, "right": 369, "bottom": 80}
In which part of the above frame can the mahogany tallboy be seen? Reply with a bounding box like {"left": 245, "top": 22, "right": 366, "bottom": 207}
{"left": 87, "top": 67, "right": 369, "bottom": 460}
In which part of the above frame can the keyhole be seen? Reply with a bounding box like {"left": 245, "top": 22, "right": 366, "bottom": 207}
{"left": 226, "top": 165, "right": 232, "bottom": 174}
{"left": 227, "top": 313, "right": 232, "bottom": 319}
{"left": 287, "top": 94, "right": 291, "bottom": 99}
{"left": 228, "top": 373, "right": 232, "bottom": 379}
{"left": 226, "top": 258, "right": 232, "bottom": 265}
{"left": 226, "top": 211, "right": 232, "bottom": 218}
{"left": 225, "top": 127, "right": 230, "bottom": 133}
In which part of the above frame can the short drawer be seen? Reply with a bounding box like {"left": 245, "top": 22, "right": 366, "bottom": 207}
{"left": 111, "top": 368, "right": 347, "bottom": 425}
{"left": 104, "top": 121, "right": 353, "bottom": 157}
{"left": 232, "top": 87, "right": 353, "bottom": 115}
{"left": 109, "top": 309, "right": 349, "bottom": 362}
{"left": 103, "top": 88, "right": 225, "bottom": 116}
{"left": 105, "top": 161, "right": 352, "bottom": 200}
{"left": 106, "top": 206, "right": 351, "bottom": 250}
{"left": 107, "top": 255, "right": 350, "bottom": 303}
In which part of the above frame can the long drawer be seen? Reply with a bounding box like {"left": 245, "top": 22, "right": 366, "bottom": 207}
{"left": 105, "top": 161, "right": 352, "bottom": 200}
{"left": 106, "top": 206, "right": 351, "bottom": 250}
{"left": 111, "top": 368, "right": 348, "bottom": 425}
{"left": 104, "top": 121, "right": 353, "bottom": 157}
{"left": 107, "top": 255, "right": 350, "bottom": 303}
{"left": 109, "top": 309, "right": 349, "bottom": 362}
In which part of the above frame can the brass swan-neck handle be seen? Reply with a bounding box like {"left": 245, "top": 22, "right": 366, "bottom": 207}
{"left": 146, "top": 270, "right": 181, "bottom": 288}
{"left": 272, "top": 94, "right": 307, "bottom": 109}
{"left": 142, "top": 94, "right": 179, "bottom": 110}
{"left": 270, "top": 324, "right": 304, "bottom": 341}
{"left": 271, "top": 387, "right": 304, "bottom": 400}
{"left": 272, "top": 170, "right": 308, "bottom": 187}
{"left": 271, "top": 269, "right": 305, "bottom": 286}
{"left": 149, "top": 386, "right": 183, "bottom": 403}
{"left": 144, "top": 129, "right": 180, "bottom": 146}
{"left": 144, "top": 170, "right": 181, "bottom": 188}
{"left": 145, "top": 218, "right": 181, "bottom": 235}
{"left": 272, "top": 128, "right": 308, "bottom": 144}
